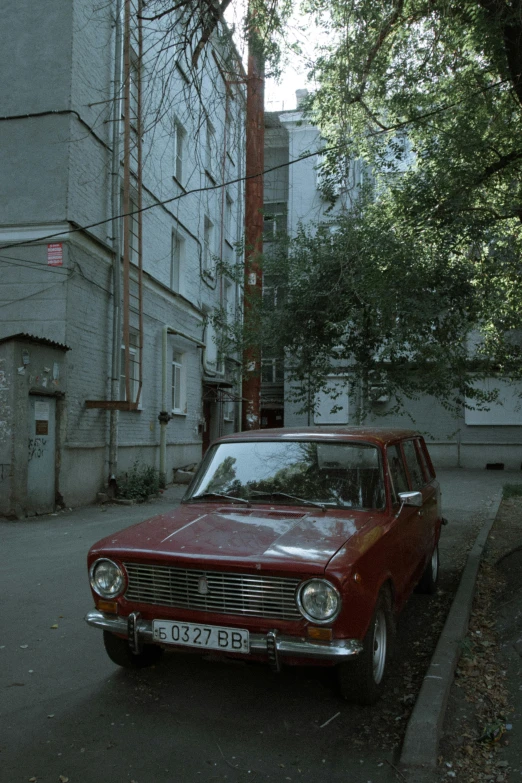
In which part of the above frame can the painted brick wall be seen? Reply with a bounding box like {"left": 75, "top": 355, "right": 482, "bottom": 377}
{"left": 0, "top": 0, "right": 73, "bottom": 116}
{"left": 0, "top": 0, "right": 246, "bottom": 508}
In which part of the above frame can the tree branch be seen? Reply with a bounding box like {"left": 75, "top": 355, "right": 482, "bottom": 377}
{"left": 191, "top": 0, "right": 233, "bottom": 68}
{"left": 139, "top": 0, "right": 193, "bottom": 23}
{"left": 475, "top": 0, "right": 522, "bottom": 108}
{"left": 352, "top": 0, "right": 405, "bottom": 102}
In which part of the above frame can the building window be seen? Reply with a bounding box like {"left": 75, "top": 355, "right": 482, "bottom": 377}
{"left": 263, "top": 285, "right": 279, "bottom": 309}
{"left": 314, "top": 378, "right": 349, "bottom": 424}
{"left": 263, "top": 203, "right": 287, "bottom": 240}
{"left": 223, "top": 279, "right": 234, "bottom": 322}
{"left": 121, "top": 190, "right": 139, "bottom": 264}
{"left": 225, "top": 108, "right": 235, "bottom": 167}
{"left": 129, "top": 48, "right": 140, "bottom": 128}
{"left": 120, "top": 333, "right": 140, "bottom": 402}
{"left": 203, "top": 216, "right": 214, "bottom": 275}
{"left": 261, "top": 358, "right": 284, "bottom": 383}
{"left": 173, "top": 120, "right": 185, "bottom": 185}
{"left": 223, "top": 397, "right": 235, "bottom": 422}
{"left": 129, "top": 195, "right": 139, "bottom": 264}
{"left": 171, "top": 231, "right": 184, "bottom": 292}
{"left": 225, "top": 193, "right": 234, "bottom": 245}
{"left": 171, "top": 351, "right": 185, "bottom": 414}
{"left": 205, "top": 119, "right": 215, "bottom": 180}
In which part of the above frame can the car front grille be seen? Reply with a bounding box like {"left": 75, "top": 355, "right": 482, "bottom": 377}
{"left": 123, "top": 563, "right": 302, "bottom": 621}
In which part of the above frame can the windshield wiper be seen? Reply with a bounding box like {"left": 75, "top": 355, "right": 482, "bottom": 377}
{"left": 186, "top": 492, "right": 250, "bottom": 505}
{"left": 249, "top": 490, "right": 325, "bottom": 511}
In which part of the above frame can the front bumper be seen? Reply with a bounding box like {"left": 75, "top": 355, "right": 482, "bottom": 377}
{"left": 85, "top": 610, "right": 363, "bottom": 665}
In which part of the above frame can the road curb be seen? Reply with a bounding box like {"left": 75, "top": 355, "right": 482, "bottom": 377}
{"left": 399, "top": 508, "right": 500, "bottom": 779}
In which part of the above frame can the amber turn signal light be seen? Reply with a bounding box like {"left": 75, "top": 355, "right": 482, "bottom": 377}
{"left": 307, "top": 627, "right": 333, "bottom": 641}
{"left": 97, "top": 600, "right": 118, "bottom": 614}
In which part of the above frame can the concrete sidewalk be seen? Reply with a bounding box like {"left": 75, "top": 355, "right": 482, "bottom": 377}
{"left": 400, "top": 468, "right": 513, "bottom": 781}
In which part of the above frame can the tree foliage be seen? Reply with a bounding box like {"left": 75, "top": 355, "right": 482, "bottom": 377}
{"left": 307, "top": 0, "right": 522, "bottom": 228}
{"left": 255, "top": 0, "right": 522, "bottom": 418}
{"left": 261, "top": 200, "right": 508, "bottom": 419}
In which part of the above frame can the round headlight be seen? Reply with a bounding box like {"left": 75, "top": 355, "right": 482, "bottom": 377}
{"left": 297, "top": 579, "right": 341, "bottom": 624}
{"left": 89, "top": 558, "right": 125, "bottom": 598}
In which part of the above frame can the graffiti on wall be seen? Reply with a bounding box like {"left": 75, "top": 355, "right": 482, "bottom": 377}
{"left": 28, "top": 438, "right": 47, "bottom": 461}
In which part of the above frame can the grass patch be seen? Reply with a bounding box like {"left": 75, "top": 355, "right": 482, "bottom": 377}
{"left": 502, "top": 483, "right": 522, "bottom": 499}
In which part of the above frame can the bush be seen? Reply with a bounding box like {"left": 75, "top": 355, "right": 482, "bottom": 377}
{"left": 502, "top": 483, "right": 522, "bottom": 500}
{"left": 118, "top": 460, "right": 160, "bottom": 502}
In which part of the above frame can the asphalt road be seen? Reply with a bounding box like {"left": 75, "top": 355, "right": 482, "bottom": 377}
{"left": 0, "top": 470, "right": 508, "bottom": 783}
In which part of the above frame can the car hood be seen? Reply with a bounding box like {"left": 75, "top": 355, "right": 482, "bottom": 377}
{"left": 89, "top": 503, "right": 379, "bottom": 573}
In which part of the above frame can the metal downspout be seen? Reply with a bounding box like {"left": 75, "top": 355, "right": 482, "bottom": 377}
{"left": 109, "top": 0, "right": 123, "bottom": 486}
{"left": 160, "top": 325, "right": 168, "bottom": 485}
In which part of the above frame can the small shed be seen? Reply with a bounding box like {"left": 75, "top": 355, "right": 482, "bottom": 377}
{"left": 0, "top": 333, "right": 69, "bottom": 518}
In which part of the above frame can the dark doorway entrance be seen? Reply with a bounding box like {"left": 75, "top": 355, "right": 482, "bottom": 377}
{"left": 260, "top": 408, "right": 284, "bottom": 428}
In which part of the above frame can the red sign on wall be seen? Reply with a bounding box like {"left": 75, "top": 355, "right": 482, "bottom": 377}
{"left": 47, "top": 243, "right": 63, "bottom": 266}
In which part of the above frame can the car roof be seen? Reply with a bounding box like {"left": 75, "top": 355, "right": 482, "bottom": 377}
{"left": 215, "top": 426, "right": 420, "bottom": 446}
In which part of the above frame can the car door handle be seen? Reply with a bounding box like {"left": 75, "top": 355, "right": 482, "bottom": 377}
{"left": 417, "top": 510, "right": 424, "bottom": 517}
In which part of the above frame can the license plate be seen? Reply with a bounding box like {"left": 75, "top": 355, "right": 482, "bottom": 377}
{"left": 152, "top": 620, "right": 250, "bottom": 653}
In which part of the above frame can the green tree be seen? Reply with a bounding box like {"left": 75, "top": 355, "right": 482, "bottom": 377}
{"left": 262, "top": 202, "right": 504, "bottom": 419}
{"left": 255, "top": 0, "right": 522, "bottom": 418}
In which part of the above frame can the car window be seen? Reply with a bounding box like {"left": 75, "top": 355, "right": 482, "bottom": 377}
{"left": 402, "top": 440, "right": 426, "bottom": 491}
{"left": 418, "top": 439, "right": 435, "bottom": 480}
{"left": 186, "top": 440, "right": 386, "bottom": 510}
{"left": 387, "top": 444, "right": 409, "bottom": 503}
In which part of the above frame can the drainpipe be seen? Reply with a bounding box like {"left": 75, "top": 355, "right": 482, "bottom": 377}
{"left": 108, "top": 0, "right": 123, "bottom": 489}
{"left": 159, "top": 326, "right": 206, "bottom": 486}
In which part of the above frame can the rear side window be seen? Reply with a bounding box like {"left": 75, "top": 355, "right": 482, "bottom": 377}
{"left": 387, "top": 444, "right": 409, "bottom": 503}
{"left": 418, "top": 439, "right": 435, "bottom": 480}
{"left": 402, "top": 440, "right": 425, "bottom": 490}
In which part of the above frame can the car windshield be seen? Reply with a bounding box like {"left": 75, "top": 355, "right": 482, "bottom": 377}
{"left": 185, "top": 440, "right": 385, "bottom": 510}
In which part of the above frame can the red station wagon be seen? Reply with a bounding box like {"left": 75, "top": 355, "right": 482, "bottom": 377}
{"left": 86, "top": 427, "right": 444, "bottom": 704}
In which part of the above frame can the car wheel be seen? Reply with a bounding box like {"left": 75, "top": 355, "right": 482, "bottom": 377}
{"left": 337, "top": 589, "right": 394, "bottom": 705}
{"left": 416, "top": 544, "right": 439, "bottom": 595}
{"left": 103, "top": 631, "right": 164, "bottom": 669}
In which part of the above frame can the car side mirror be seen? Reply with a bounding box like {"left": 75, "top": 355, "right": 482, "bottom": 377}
{"left": 398, "top": 491, "right": 423, "bottom": 507}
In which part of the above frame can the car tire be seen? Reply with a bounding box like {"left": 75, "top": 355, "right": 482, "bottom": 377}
{"left": 336, "top": 588, "right": 394, "bottom": 705}
{"left": 103, "top": 631, "right": 164, "bottom": 669}
{"left": 416, "top": 544, "right": 439, "bottom": 595}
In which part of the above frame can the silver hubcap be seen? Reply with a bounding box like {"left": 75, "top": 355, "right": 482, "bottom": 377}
{"left": 372, "top": 609, "right": 387, "bottom": 684}
{"left": 431, "top": 547, "right": 439, "bottom": 581}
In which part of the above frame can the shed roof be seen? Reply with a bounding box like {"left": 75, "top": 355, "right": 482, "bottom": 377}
{"left": 0, "top": 333, "right": 70, "bottom": 351}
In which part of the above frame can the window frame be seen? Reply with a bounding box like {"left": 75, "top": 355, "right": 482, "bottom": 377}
{"left": 225, "top": 193, "right": 234, "bottom": 246}
{"left": 205, "top": 119, "right": 216, "bottom": 182}
{"left": 171, "top": 350, "right": 186, "bottom": 415}
{"left": 129, "top": 47, "right": 140, "bottom": 131}
{"left": 263, "top": 202, "right": 288, "bottom": 240}
{"left": 387, "top": 443, "right": 410, "bottom": 505}
{"left": 401, "top": 439, "right": 426, "bottom": 491}
{"left": 173, "top": 119, "right": 186, "bottom": 187}
{"left": 203, "top": 216, "right": 214, "bottom": 276}
{"left": 171, "top": 230, "right": 184, "bottom": 293}
{"left": 223, "top": 397, "right": 235, "bottom": 422}
{"left": 119, "top": 332, "right": 141, "bottom": 405}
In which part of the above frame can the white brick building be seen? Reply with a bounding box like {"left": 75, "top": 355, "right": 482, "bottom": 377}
{"left": 0, "top": 0, "right": 246, "bottom": 516}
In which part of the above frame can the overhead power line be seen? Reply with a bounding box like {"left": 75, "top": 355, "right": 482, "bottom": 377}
{"left": 0, "top": 146, "right": 343, "bottom": 253}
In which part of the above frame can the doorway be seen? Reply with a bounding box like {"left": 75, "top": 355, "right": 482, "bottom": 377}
{"left": 27, "top": 395, "right": 56, "bottom": 514}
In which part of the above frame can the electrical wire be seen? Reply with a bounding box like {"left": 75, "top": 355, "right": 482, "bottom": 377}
{"left": 0, "top": 147, "right": 341, "bottom": 253}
